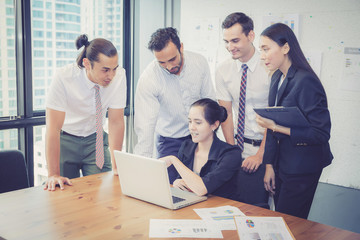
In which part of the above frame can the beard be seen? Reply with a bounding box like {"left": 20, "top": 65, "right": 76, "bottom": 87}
{"left": 166, "top": 53, "right": 183, "bottom": 75}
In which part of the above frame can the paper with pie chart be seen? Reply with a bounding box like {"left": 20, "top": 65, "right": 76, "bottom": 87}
{"left": 149, "top": 219, "right": 223, "bottom": 238}
{"left": 194, "top": 205, "right": 245, "bottom": 230}
{"left": 234, "top": 216, "right": 295, "bottom": 240}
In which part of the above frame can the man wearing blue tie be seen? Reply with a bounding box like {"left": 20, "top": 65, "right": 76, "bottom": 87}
{"left": 215, "top": 13, "right": 270, "bottom": 205}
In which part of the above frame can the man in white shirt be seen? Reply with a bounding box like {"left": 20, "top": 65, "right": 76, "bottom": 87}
{"left": 44, "top": 35, "right": 126, "bottom": 191}
{"left": 216, "top": 13, "right": 270, "bottom": 205}
{"left": 134, "top": 27, "right": 215, "bottom": 183}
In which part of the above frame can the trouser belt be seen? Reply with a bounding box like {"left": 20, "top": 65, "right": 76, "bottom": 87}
{"left": 244, "top": 137, "right": 262, "bottom": 147}
{"left": 61, "top": 131, "right": 95, "bottom": 139}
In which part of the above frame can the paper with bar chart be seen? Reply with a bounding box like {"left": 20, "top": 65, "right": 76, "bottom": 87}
{"left": 149, "top": 219, "right": 223, "bottom": 238}
{"left": 194, "top": 205, "right": 245, "bottom": 230}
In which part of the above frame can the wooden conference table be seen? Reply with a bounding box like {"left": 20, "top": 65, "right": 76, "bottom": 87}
{"left": 0, "top": 172, "right": 359, "bottom": 240}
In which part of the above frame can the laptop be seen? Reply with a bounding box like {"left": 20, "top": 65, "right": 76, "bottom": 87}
{"left": 114, "top": 151, "right": 207, "bottom": 210}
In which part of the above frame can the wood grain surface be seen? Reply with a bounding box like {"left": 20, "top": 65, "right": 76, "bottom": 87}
{"left": 0, "top": 172, "right": 359, "bottom": 240}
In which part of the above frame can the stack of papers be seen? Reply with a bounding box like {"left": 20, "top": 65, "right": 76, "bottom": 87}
{"left": 149, "top": 205, "right": 245, "bottom": 238}
{"left": 149, "top": 206, "right": 295, "bottom": 239}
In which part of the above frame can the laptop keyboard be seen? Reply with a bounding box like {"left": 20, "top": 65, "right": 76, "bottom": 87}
{"left": 172, "top": 195, "right": 186, "bottom": 204}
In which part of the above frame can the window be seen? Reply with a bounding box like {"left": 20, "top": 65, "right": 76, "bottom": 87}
{"left": 0, "top": 0, "right": 123, "bottom": 188}
{"left": 33, "top": 10, "right": 44, "bottom": 18}
{"left": 56, "top": 13, "right": 80, "bottom": 22}
{"left": 34, "top": 69, "right": 45, "bottom": 77}
{"left": 6, "top": 8, "right": 14, "bottom": 16}
{"left": 6, "top": 18, "right": 14, "bottom": 26}
{"left": 33, "top": 30, "right": 44, "bottom": 38}
{"left": 56, "top": 23, "right": 80, "bottom": 32}
{"left": 0, "top": 2, "right": 18, "bottom": 118}
{"left": 9, "top": 100, "right": 16, "bottom": 108}
{"left": 8, "top": 70, "right": 16, "bottom": 78}
{"left": 33, "top": 60, "right": 44, "bottom": 67}
{"left": 55, "top": 4, "right": 80, "bottom": 13}
{"left": 34, "top": 89, "right": 45, "bottom": 96}
{"left": 7, "top": 29, "right": 15, "bottom": 37}
{"left": 8, "top": 90, "right": 16, "bottom": 98}
{"left": 56, "top": 42, "right": 74, "bottom": 49}
{"left": 32, "top": 1, "right": 44, "bottom": 8}
{"left": 7, "top": 49, "right": 15, "bottom": 56}
{"left": 34, "top": 79, "right": 45, "bottom": 87}
{"left": 34, "top": 50, "right": 44, "bottom": 57}
{"left": 33, "top": 41, "right": 44, "bottom": 48}
{"left": 7, "top": 39, "right": 15, "bottom": 47}
{"left": 8, "top": 59, "right": 15, "bottom": 67}
{"left": 33, "top": 20, "right": 44, "bottom": 28}
{"left": 8, "top": 80, "right": 16, "bottom": 88}
{"left": 0, "top": 130, "right": 18, "bottom": 150}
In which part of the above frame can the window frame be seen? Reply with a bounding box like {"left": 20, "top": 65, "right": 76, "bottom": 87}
{"left": 0, "top": 0, "right": 132, "bottom": 187}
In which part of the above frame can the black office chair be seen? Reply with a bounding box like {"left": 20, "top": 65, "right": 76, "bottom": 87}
{"left": 0, "top": 150, "right": 30, "bottom": 194}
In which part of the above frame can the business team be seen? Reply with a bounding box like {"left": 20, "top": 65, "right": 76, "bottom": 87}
{"left": 44, "top": 12, "right": 332, "bottom": 219}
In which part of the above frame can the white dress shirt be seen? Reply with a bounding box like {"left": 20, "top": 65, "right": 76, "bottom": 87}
{"left": 134, "top": 51, "right": 216, "bottom": 157}
{"left": 215, "top": 50, "right": 270, "bottom": 157}
{"left": 46, "top": 63, "right": 127, "bottom": 137}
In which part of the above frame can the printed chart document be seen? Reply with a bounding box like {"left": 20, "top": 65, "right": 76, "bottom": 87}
{"left": 234, "top": 216, "right": 295, "bottom": 240}
{"left": 149, "top": 219, "right": 223, "bottom": 238}
{"left": 254, "top": 106, "right": 309, "bottom": 127}
{"left": 194, "top": 205, "right": 245, "bottom": 230}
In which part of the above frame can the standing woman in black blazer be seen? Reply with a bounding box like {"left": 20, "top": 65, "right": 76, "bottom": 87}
{"left": 256, "top": 23, "right": 333, "bottom": 219}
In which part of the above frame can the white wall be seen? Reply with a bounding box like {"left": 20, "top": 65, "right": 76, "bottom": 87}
{"left": 180, "top": 0, "right": 360, "bottom": 189}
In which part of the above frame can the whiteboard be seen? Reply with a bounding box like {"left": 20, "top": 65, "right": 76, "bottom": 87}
{"left": 180, "top": 0, "right": 360, "bottom": 189}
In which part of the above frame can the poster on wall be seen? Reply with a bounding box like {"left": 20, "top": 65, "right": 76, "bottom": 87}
{"left": 303, "top": 49, "right": 322, "bottom": 78}
{"left": 341, "top": 47, "right": 360, "bottom": 91}
{"left": 183, "top": 17, "right": 221, "bottom": 82}
{"left": 262, "top": 14, "right": 300, "bottom": 39}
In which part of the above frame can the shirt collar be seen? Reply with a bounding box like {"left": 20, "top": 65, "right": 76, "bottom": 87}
{"left": 82, "top": 67, "right": 99, "bottom": 90}
{"left": 181, "top": 134, "right": 222, "bottom": 163}
{"left": 235, "top": 49, "right": 260, "bottom": 73}
{"left": 208, "top": 135, "right": 223, "bottom": 162}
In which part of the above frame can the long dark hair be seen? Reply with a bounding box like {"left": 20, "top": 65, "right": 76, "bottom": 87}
{"left": 261, "top": 23, "right": 317, "bottom": 78}
{"left": 75, "top": 34, "right": 117, "bottom": 68}
{"left": 191, "top": 98, "right": 228, "bottom": 133}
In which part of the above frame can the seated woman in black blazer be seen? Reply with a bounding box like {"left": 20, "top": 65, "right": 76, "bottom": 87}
{"left": 161, "top": 98, "right": 241, "bottom": 200}
{"left": 256, "top": 23, "right": 333, "bottom": 219}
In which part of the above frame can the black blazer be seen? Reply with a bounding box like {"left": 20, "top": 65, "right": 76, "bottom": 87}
{"left": 263, "top": 65, "right": 333, "bottom": 174}
{"left": 177, "top": 135, "right": 242, "bottom": 200}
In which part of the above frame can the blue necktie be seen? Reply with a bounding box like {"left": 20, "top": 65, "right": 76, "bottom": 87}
{"left": 235, "top": 64, "right": 248, "bottom": 151}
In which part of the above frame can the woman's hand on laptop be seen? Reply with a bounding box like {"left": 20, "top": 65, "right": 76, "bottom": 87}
{"left": 173, "top": 179, "right": 192, "bottom": 192}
